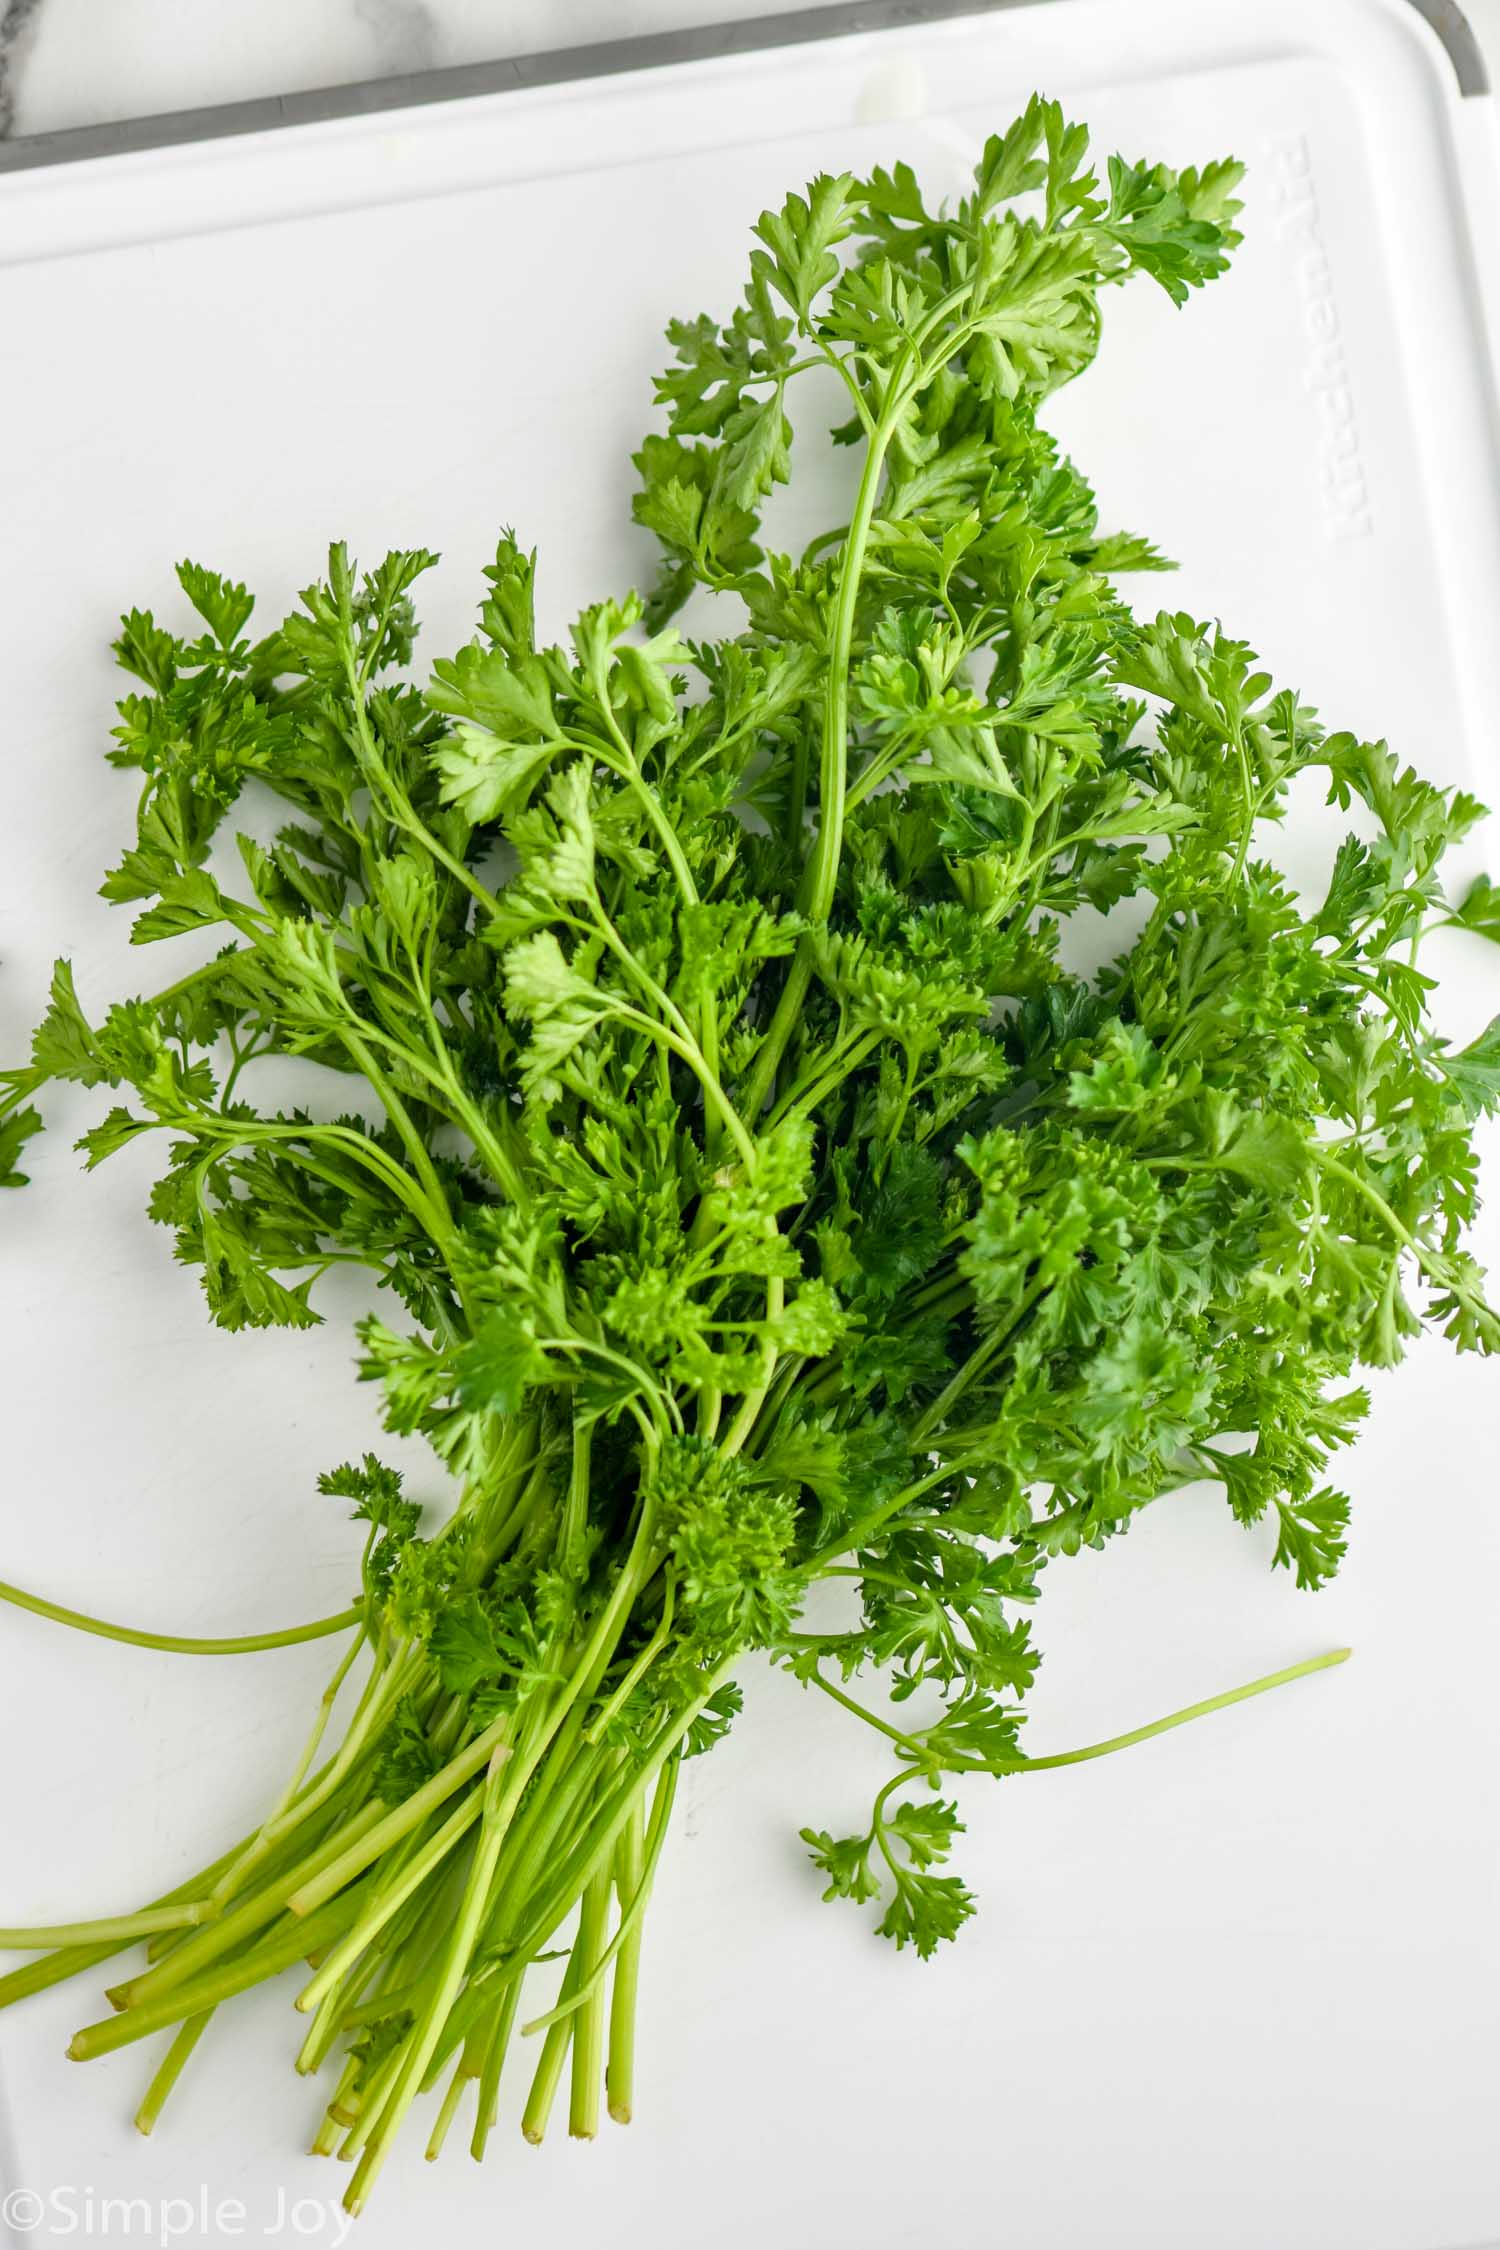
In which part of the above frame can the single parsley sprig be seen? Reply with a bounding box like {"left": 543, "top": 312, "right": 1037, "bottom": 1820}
{"left": 1, "top": 96, "right": 1495, "bottom": 2202}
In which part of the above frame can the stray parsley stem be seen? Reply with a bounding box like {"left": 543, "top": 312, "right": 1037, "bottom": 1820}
{"left": 0, "top": 1578, "right": 361, "bottom": 1658}
{"left": 807, "top": 1668, "right": 925, "bottom": 1758}
{"left": 1002, "top": 1648, "right": 1353, "bottom": 1774}
{"left": 0, "top": 1906, "right": 209, "bottom": 1951}
{"left": 0, "top": 1830, "right": 249, "bottom": 2013}
{"left": 812, "top": 1647, "right": 1352, "bottom": 1785}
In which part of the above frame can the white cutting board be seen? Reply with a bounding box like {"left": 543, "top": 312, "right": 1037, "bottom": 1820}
{"left": 2, "top": 5, "right": 1499, "bottom": 2247}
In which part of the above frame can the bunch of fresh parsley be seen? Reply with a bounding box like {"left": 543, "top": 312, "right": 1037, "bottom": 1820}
{"left": 2, "top": 98, "right": 1496, "bottom": 2209}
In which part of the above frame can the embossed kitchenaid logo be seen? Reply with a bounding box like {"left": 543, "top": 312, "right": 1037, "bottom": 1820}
{"left": 1268, "top": 133, "right": 1373, "bottom": 541}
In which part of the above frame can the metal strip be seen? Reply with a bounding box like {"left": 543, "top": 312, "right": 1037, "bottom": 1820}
{"left": 0, "top": 1, "right": 1041, "bottom": 175}
{"left": 0, "top": 0, "right": 1487, "bottom": 179}
{"left": 0, "top": 0, "right": 1491, "bottom": 180}
{"left": 1408, "top": 0, "right": 1490, "bottom": 90}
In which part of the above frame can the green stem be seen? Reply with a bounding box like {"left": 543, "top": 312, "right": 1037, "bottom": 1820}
{"left": 519, "top": 1753, "right": 676, "bottom": 2125}
{"left": 295, "top": 1958, "right": 360, "bottom": 2075}
{"left": 338, "top": 623, "right": 500, "bottom": 929}
{"left": 335, "top": 1023, "right": 464, "bottom": 1259}
{"left": 1314, "top": 1152, "right": 1448, "bottom": 1284}
{"left": 0, "top": 1833, "right": 242, "bottom": 2013}
{"left": 501, "top": 1673, "right": 728, "bottom": 1974}
{"left": 336, "top": 2044, "right": 406, "bottom": 2162}
{"left": 561, "top": 1418, "right": 594, "bottom": 1580}
{"left": 70, "top": 1890, "right": 364, "bottom": 2060}
{"left": 433, "top": 1056, "right": 531, "bottom": 1211}
{"left": 308, "top": 1519, "right": 658, "bottom": 2049}
{"left": 134, "top": 2010, "right": 214, "bottom": 2135}
{"left": 718, "top": 1273, "right": 785, "bottom": 1457}
{"left": 144, "top": 948, "right": 249, "bottom": 1019}
{"left": 766, "top": 1030, "right": 882, "bottom": 1132}
{"left": 486, "top": 1712, "right": 601, "bottom": 1910}
{"left": 224, "top": 1648, "right": 425, "bottom": 1903}
{"left": 606, "top": 1796, "right": 647, "bottom": 2126}
{"left": 800, "top": 1455, "right": 960, "bottom": 1576}
{"left": 568, "top": 1861, "right": 613, "bottom": 2139}
{"left": 808, "top": 1668, "right": 924, "bottom": 1759}
{"left": 424, "top": 2053, "right": 472, "bottom": 2162}
{"left": 594, "top": 731, "right": 700, "bottom": 910}
{"left": 520, "top": 1950, "right": 581, "bottom": 2145}
{"left": 294, "top": 1793, "right": 483, "bottom": 2014}
{"left": 346, "top": 1734, "right": 540, "bottom": 2211}
{"left": 225, "top": 1114, "right": 452, "bottom": 1260}
{"left": 288, "top": 1710, "right": 512, "bottom": 1920}
{"left": 1005, "top": 1648, "right": 1352, "bottom": 1774}
{"left": 114, "top": 1799, "right": 384, "bottom": 2014}
{"left": 0, "top": 1905, "right": 207, "bottom": 1950}
{"left": 521, "top": 1764, "right": 672, "bottom": 2041}
{"left": 743, "top": 390, "right": 907, "bottom": 1117}
{"left": 1229, "top": 727, "right": 1256, "bottom": 884}
{"left": 603, "top": 968, "right": 758, "bottom": 1175}
{"left": 312, "top": 2057, "right": 362, "bottom": 2152}
{"left": 470, "top": 1980, "right": 521, "bottom": 2162}
{"left": 592, "top": 771, "right": 727, "bottom": 1163}
{"left": 0, "top": 1580, "right": 361, "bottom": 1658}
{"left": 208, "top": 1626, "right": 369, "bottom": 1908}
{"left": 813, "top": 1651, "right": 1352, "bottom": 1781}
{"left": 912, "top": 1279, "right": 1046, "bottom": 1446}
{"left": 585, "top": 1579, "right": 675, "bottom": 1745}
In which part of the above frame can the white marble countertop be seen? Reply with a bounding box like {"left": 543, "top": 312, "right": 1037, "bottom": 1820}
{"left": 3, "top": 0, "right": 1500, "bottom": 141}
{"left": 0, "top": 2, "right": 852, "bottom": 135}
